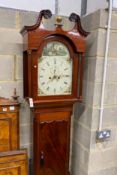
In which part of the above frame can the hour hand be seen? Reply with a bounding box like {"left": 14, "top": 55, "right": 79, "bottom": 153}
{"left": 48, "top": 75, "right": 56, "bottom": 83}
{"left": 48, "top": 76, "right": 53, "bottom": 83}
{"left": 59, "top": 74, "right": 69, "bottom": 78}
{"left": 54, "top": 69, "right": 56, "bottom": 75}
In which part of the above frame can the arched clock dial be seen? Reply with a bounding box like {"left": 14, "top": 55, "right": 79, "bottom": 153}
{"left": 38, "top": 41, "right": 73, "bottom": 96}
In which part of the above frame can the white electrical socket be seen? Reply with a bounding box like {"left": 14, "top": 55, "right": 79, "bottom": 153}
{"left": 96, "top": 129, "right": 111, "bottom": 141}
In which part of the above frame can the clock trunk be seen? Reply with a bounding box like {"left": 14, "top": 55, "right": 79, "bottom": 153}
{"left": 33, "top": 107, "right": 72, "bottom": 175}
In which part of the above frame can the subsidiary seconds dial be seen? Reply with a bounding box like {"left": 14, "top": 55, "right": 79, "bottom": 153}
{"left": 38, "top": 41, "right": 73, "bottom": 96}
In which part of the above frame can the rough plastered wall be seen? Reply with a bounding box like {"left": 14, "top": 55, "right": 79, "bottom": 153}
{"left": 71, "top": 9, "right": 117, "bottom": 175}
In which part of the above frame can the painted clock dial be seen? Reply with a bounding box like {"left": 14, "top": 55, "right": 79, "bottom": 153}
{"left": 38, "top": 41, "right": 73, "bottom": 96}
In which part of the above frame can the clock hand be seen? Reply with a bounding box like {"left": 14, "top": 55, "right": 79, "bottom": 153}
{"left": 48, "top": 76, "right": 54, "bottom": 83}
{"left": 54, "top": 58, "right": 57, "bottom": 75}
{"left": 54, "top": 69, "right": 56, "bottom": 75}
{"left": 59, "top": 74, "right": 70, "bottom": 78}
{"left": 48, "top": 75, "right": 57, "bottom": 83}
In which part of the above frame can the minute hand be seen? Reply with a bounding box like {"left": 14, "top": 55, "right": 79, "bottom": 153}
{"left": 59, "top": 75, "right": 70, "bottom": 78}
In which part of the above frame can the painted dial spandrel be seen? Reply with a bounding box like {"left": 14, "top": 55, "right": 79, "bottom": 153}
{"left": 38, "top": 41, "right": 73, "bottom": 96}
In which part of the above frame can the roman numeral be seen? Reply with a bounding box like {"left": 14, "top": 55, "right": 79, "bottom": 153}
{"left": 46, "top": 87, "right": 49, "bottom": 90}
{"left": 64, "top": 82, "right": 68, "bottom": 84}
{"left": 41, "top": 82, "right": 45, "bottom": 85}
{"left": 39, "top": 75, "right": 43, "bottom": 78}
{"left": 54, "top": 88, "right": 56, "bottom": 93}
{"left": 54, "top": 60, "right": 56, "bottom": 64}
{"left": 46, "top": 62, "right": 50, "bottom": 66}
{"left": 64, "top": 68, "right": 68, "bottom": 71}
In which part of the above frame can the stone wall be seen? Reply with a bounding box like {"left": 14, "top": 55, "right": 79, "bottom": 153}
{"left": 0, "top": 7, "right": 38, "bottom": 157}
{"left": 0, "top": 6, "right": 117, "bottom": 175}
{"left": 86, "top": 0, "right": 108, "bottom": 14}
{"left": 71, "top": 9, "right": 117, "bottom": 175}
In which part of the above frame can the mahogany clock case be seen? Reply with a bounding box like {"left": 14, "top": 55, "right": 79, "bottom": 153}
{"left": 21, "top": 9, "right": 89, "bottom": 175}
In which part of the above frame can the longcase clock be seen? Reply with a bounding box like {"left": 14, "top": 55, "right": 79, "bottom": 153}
{"left": 21, "top": 10, "right": 89, "bottom": 175}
